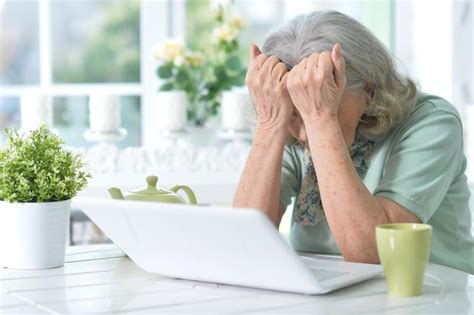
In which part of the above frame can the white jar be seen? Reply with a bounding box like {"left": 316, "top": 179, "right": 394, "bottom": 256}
{"left": 0, "top": 200, "right": 71, "bottom": 269}
{"left": 221, "top": 90, "right": 251, "bottom": 131}
{"left": 89, "top": 94, "right": 121, "bottom": 132}
{"left": 155, "top": 91, "right": 188, "bottom": 131}
{"left": 20, "top": 93, "right": 53, "bottom": 131}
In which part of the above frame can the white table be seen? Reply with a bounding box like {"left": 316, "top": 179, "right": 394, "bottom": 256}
{"left": 1, "top": 245, "right": 473, "bottom": 314}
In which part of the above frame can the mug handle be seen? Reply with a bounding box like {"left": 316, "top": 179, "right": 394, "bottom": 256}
{"left": 169, "top": 185, "right": 197, "bottom": 205}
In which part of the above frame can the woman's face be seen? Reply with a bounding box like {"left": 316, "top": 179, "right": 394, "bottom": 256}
{"left": 288, "top": 89, "right": 368, "bottom": 148}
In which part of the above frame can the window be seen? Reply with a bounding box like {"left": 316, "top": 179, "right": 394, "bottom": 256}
{"left": 50, "top": 0, "right": 140, "bottom": 83}
{"left": 394, "top": 0, "right": 473, "bottom": 182}
{"left": 0, "top": 0, "right": 40, "bottom": 85}
{"left": 0, "top": 0, "right": 401, "bottom": 148}
{"left": 1, "top": 0, "right": 472, "bottom": 157}
{"left": 0, "top": 0, "right": 143, "bottom": 148}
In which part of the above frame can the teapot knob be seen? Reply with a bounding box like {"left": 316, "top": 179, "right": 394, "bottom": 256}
{"left": 146, "top": 175, "right": 158, "bottom": 187}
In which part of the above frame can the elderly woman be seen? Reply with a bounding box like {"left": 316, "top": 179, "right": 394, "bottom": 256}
{"left": 233, "top": 10, "right": 473, "bottom": 274}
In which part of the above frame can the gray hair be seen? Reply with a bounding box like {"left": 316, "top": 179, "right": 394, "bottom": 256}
{"left": 260, "top": 10, "right": 417, "bottom": 138}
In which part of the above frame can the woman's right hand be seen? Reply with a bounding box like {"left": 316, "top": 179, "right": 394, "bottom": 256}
{"left": 246, "top": 44, "right": 294, "bottom": 133}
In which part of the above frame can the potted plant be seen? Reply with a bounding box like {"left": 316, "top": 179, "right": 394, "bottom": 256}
{"left": 153, "top": 39, "right": 202, "bottom": 131}
{"left": 0, "top": 126, "right": 91, "bottom": 269}
{"left": 153, "top": 3, "right": 246, "bottom": 128}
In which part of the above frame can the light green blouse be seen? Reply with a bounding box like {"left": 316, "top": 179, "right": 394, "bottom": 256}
{"left": 280, "top": 93, "right": 474, "bottom": 274}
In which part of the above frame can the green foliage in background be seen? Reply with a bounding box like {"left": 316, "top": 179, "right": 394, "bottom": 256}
{"left": 0, "top": 126, "right": 91, "bottom": 203}
{"left": 186, "top": 0, "right": 215, "bottom": 52}
{"left": 54, "top": 0, "right": 140, "bottom": 83}
{"left": 186, "top": 0, "right": 251, "bottom": 68}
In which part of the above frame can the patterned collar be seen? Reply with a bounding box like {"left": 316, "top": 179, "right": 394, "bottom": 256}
{"left": 292, "top": 130, "right": 375, "bottom": 225}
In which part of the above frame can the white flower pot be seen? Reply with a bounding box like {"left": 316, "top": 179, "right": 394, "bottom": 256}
{"left": 0, "top": 200, "right": 71, "bottom": 269}
{"left": 155, "top": 91, "right": 188, "bottom": 131}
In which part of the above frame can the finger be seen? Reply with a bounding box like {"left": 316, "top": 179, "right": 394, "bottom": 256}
{"left": 281, "top": 72, "right": 292, "bottom": 103}
{"left": 250, "top": 44, "right": 262, "bottom": 60}
{"left": 281, "top": 71, "right": 289, "bottom": 85}
{"left": 290, "top": 57, "right": 308, "bottom": 81}
{"left": 272, "top": 62, "right": 287, "bottom": 80}
{"left": 299, "top": 57, "right": 309, "bottom": 69}
{"left": 307, "top": 53, "right": 320, "bottom": 70}
{"left": 287, "top": 60, "right": 303, "bottom": 88}
{"left": 286, "top": 68, "right": 294, "bottom": 88}
{"left": 331, "top": 43, "right": 346, "bottom": 88}
{"left": 262, "top": 56, "right": 281, "bottom": 74}
{"left": 250, "top": 53, "right": 269, "bottom": 71}
{"left": 317, "top": 51, "right": 333, "bottom": 74}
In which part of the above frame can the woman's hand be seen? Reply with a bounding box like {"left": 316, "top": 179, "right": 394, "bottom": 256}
{"left": 286, "top": 44, "right": 346, "bottom": 125}
{"left": 246, "top": 44, "right": 294, "bottom": 133}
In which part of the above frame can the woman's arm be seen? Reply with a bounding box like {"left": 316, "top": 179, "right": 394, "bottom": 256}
{"left": 233, "top": 127, "right": 287, "bottom": 225}
{"left": 287, "top": 44, "right": 420, "bottom": 263}
{"left": 233, "top": 45, "right": 294, "bottom": 226}
{"left": 304, "top": 121, "right": 419, "bottom": 263}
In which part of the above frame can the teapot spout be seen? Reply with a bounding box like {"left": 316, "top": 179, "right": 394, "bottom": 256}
{"left": 108, "top": 188, "right": 125, "bottom": 200}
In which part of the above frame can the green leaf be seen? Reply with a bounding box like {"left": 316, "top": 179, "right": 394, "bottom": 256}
{"left": 214, "top": 65, "right": 227, "bottom": 81}
{"left": 227, "top": 55, "right": 242, "bottom": 72}
{"left": 209, "top": 101, "right": 220, "bottom": 115}
{"left": 176, "top": 68, "right": 190, "bottom": 82}
{"left": 157, "top": 64, "right": 173, "bottom": 79}
{"left": 228, "top": 72, "right": 246, "bottom": 88}
{"left": 221, "top": 80, "right": 234, "bottom": 90}
{"left": 0, "top": 126, "right": 91, "bottom": 202}
{"left": 159, "top": 82, "right": 175, "bottom": 91}
{"left": 239, "top": 68, "right": 247, "bottom": 80}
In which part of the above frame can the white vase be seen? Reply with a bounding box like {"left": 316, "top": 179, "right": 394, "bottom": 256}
{"left": 89, "top": 94, "right": 121, "bottom": 132}
{"left": 20, "top": 92, "right": 53, "bottom": 131}
{"left": 221, "top": 89, "right": 251, "bottom": 131}
{"left": 0, "top": 200, "right": 71, "bottom": 269}
{"left": 155, "top": 91, "right": 188, "bottom": 131}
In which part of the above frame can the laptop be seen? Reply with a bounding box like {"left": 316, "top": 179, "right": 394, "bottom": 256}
{"left": 73, "top": 197, "right": 382, "bottom": 295}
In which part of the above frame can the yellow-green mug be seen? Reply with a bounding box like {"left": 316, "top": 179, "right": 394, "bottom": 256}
{"left": 376, "top": 223, "right": 432, "bottom": 297}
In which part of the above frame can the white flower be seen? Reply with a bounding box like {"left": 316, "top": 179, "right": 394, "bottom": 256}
{"left": 173, "top": 55, "right": 185, "bottom": 67}
{"left": 153, "top": 38, "right": 186, "bottom": 63}
{"left": 186, "top": 52, "right": 203, "bottom": 67}
{"left": 212, "top": 25, "right": 238, "bottom": 43}
{"left": 229, "top": 16, "right": 245, "bottom": 30}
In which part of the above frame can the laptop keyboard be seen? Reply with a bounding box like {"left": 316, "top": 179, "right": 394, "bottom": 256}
{"left": 308, "top": 268, "right": 349, "bottom": 281}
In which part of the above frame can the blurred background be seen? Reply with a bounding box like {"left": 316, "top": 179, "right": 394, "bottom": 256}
{"left": 1, "top": 0, "right": 472, "bottom": 145}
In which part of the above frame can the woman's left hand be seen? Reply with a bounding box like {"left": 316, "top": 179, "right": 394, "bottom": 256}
{"left": 287, "top": 43, "right": 346, "bottom": 124}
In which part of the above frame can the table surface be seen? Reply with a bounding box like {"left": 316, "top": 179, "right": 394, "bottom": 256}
{"left": 1, "top": 244, "right": 473, "bottom": 314}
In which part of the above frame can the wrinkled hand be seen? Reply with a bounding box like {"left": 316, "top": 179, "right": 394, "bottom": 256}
{"left": 287, "top": 44, "right": 346, "bottom": 124}
{"left": 246, "top": 44, "right": 294, "bottom": 132}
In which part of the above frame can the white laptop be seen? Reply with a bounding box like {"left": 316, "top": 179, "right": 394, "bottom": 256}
{"left": 72, "top": 197, "right": 382, "bottom": 295}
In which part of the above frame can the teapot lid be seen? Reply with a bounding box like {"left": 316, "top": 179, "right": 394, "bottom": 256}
{"left": 130, "top": 175, "right": 169, "bottom": 195}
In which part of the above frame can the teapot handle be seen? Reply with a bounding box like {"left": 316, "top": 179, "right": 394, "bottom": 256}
{"left": 169, "top": 185, "right": 197, "bottom": 205}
